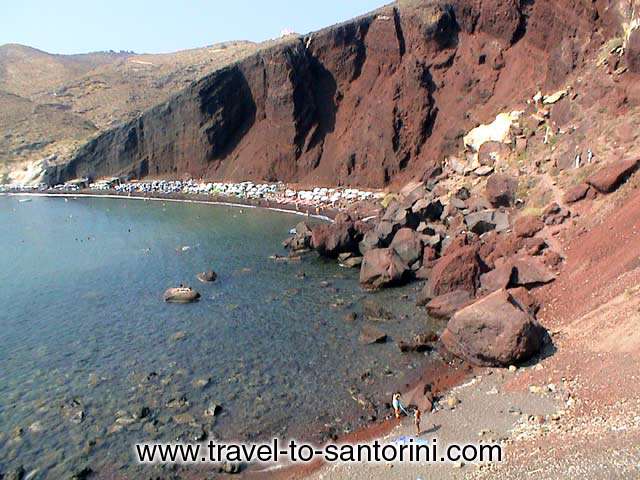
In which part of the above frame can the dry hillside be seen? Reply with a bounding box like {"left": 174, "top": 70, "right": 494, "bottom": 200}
{"left": 0, "top": 41, "right": 258, "bottom": 183}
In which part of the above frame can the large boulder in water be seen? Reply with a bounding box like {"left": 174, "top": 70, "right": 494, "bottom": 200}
{"left": 164, "top": 287, "right": 201, "bottom": 303}
{"left": 284, "top": 221, "right": 313, "bottom": 251}
{"left": 441, "top": 289, "right": 546, "bottom": 367}
{"left": 311, "top": 214, "right": 360, "bottom": 258}
{"left": 359, "top": 248, "right": 408, "bottom": 289}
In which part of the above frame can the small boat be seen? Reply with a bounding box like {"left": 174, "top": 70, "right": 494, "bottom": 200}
{"left": 19, "top": 198, "right": 32, "bottom": 203}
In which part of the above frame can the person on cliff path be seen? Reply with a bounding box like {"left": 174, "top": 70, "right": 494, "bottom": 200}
{"left": 392, "top": 393, "right": 409, "bottom": 419}
{"left": 414, "top": 408, "right": 422, "bottom": 435}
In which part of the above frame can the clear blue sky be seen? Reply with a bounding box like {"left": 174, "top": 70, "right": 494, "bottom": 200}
{"left": 2, "top": 0, "right": 389, "bottom": 55}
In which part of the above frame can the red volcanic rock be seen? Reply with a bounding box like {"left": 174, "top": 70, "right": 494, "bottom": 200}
{"left": 508, "top": 286, "right": 541, "bottom": 316}
{"left": 359, "top": 248, "right": 408, "bottom": 289}
{"left": 425, "top": 289, "right": 473, "bottom": 319}
{"left": 513, "top": 215, "right": 544, "bottom": 238}
{"left": 429, "top": 244, "right": 482, "bottom": 296}
{"left": 586, "top": 158, "right": 640, "bottom": 193}
{"left": 441, "top": 289, "right": 546, "bottom": 367}
{"left": 390, "top": 228, "right": 424, "bottom": 266}
{"left": 485, "top": 174, "right": 518, "bottom": 207}
{"left": 47, "top": 1, "right": 617, "bottom": 191}
{"left": 511, "top": 256, "right": 555, "bottom": 287}
{"left": 480, "top": 262, "right": 516, "bottom": 293}
{"left": 563, "top": 183, "right": 591, "bottom": 204}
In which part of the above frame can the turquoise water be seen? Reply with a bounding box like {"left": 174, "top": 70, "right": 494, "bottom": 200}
{"left": 0, "top": 195, "right": 439, "bottom": 478}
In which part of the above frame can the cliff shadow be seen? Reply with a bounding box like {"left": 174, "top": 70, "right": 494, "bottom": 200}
{"left": 199, "top": 66, "right": 257, "bottom": 161}
{"left": 305, "top": 56, "right": 338, "bottom": 153}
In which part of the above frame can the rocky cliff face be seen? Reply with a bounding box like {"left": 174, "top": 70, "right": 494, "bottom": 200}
{"left": 48, "top": 0, "right": 626, "bottom": 188}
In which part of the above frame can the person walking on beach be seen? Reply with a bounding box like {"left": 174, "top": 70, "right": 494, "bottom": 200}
{"left": 414, "top": 408, "right": 422, "bottom": 435}
{"left": 392, "top": 393, "right": 409, "bottom": 419}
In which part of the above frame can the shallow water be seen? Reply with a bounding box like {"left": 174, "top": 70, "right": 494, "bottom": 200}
{"left": 0, "top": 195, "right": 443, "bottom": 478}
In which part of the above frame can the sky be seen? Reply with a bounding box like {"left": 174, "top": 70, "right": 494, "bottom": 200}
{"left": 2, "top": 0, "right": 389, "bottom": 55}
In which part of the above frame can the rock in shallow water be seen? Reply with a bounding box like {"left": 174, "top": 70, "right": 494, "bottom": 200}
{"left": 196, "top": 270, "right": 217, "bottom": 282}
{"left": 163, "top": 287, "right": 200, "bottom": 303}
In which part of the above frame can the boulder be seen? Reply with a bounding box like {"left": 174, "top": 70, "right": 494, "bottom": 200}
{"left": 542, "top": 202, "right": 570, "bottom": 226}
{"left": 513, "top": 215, "right": 544, "bottom": 238}
{"left": 284, "top": 221, "right": 313, "bottom": 251}
{"left": 425, "top": 290, "right": 473, "bottom": 319}
{"left": 412, "top": 197, "right": 444, "bottom": 221}
{"left": 464, "top": 209, "right": 510, "bottom": 234}
{"left": 359, "top": 248, "right": 408, "bottom": 289}
{"left": 441, "top": 289, "right": 547, "bottom": 366}
{"left": 508, "top": 287, "right": 541, "bottom": 316}
{"left": 485, "top": 174, "right": 517, "bottom": 207}
{"left": 382, "top": 202, "right": 420, "bottom": 230}
{"left": 311, "top": 215, "right": 360, "bottom": 258}
{"left": 563, "top": 183, "right": 591, "bottom": 204}
{"left": 586, "top": 158, "right": 640, "bottom": 193}
{"left": 429, "top": 244, "right": 482, "bottom": 296}
{"left": 196, "top": 270, "right": 217, "bottom": 283}
{"left": 359, "top": 325, "right": 387, "bottom": 344}
{"left": 480, "top": 262, "right": 516, "bottom": 293}
{"left": 511, "top": 256, "right": 555, "bottom": 287}
{"left": 359, "top": 229, "right": 383, "bottom": 254}
{"left": 163, "top": 287, "right": 201, "bottom": 303}
{"left": 390, "top": 228, "right": 424, "bottom": 266}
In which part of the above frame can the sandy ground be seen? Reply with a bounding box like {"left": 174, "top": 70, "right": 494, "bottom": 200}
{"left": 303, "top": 368, "right": 561, "bottom": 480}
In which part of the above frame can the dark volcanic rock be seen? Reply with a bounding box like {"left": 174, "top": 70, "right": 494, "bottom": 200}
{"left": 311, "top": 215, "right": 361, "bottom": 257}
{"left": 441, "top": 289, "right": 546, "bottom": 367}
{"left": 359, "top": 248, "right": 408, "bottom": 289}
{"left": 586, "top": 158, "right": 640, "bottom": 193}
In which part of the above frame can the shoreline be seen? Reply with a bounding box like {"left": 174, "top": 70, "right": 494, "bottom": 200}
{"left": 3, "top": 190, "right": 339, "bottom": 222}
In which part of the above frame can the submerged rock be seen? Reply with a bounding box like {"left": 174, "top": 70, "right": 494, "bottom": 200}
{"left": 196, "top": 270, "right": 217, "bottom": 282}
{"left": 359, "top": 325, "right": 387, "bottom": 344}
{"left": 163, "top": 287, "right": 201, "bottom": 303}
{"left": 441, "top": 289, "right": 546, "bottom": 367}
